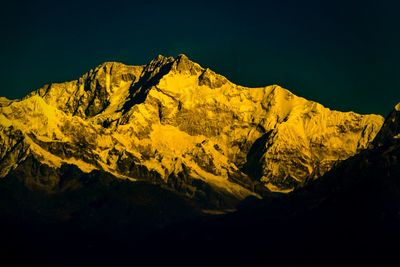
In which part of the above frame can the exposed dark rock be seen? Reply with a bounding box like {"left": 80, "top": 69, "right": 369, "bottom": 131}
{"left": 198, "top": 68, "right": 228, "bottom": 88}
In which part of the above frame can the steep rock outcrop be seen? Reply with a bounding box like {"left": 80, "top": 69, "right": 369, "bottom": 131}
{"left": 373, "top": 102, "right": 400, "bottom": 146}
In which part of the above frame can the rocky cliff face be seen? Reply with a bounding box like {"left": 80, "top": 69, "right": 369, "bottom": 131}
{"left": 141, "top": 103, "right": 400, "bottom": 267}
{"left": 0, "top": 54, "right": 384, "bottom": 207}
{"left": 261, "top": 102, "right": 400, "bottom": 222}
{"left": 373, "top": 103, "right": 400, "bottom": 147}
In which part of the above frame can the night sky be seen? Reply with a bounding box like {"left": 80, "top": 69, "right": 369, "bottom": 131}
{"left": 1, "top": 0, "right": 399, "bottom": 115}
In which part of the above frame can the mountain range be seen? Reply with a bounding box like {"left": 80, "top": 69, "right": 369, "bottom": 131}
{"left": 0, "top": 54, "right": 383, "bottom": 208}
{"left": 0, "top": 55, "right": 398, "bottom": 266}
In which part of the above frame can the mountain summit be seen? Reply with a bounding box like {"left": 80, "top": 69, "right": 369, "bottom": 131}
{"left": 0, "top": 54, "right": 384, "bottom": 208}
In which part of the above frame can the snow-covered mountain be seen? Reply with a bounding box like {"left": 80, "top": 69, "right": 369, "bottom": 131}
{"left": 0, "top": 54, "right": 384, "bottom": 207}
{"left": 142, "top": 103, "right": 400, "bottom": 267}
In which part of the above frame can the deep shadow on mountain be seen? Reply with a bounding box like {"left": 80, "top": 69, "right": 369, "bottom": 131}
{"left": 140, "top": 110, "right": 400, "bottom": 266}
{"left": 0, "top": 106, "right": 399, "bottom": 267}
{"left": 0, "top": 160, "right": 203, "bottom": 267}
{"left": 1, "top": 136, "right": 399, "bottom": 267}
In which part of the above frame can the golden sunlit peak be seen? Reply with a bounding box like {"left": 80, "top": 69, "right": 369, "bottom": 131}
{"left": 0, "top": 53, "right": 385, "bottom": 195}
{"left": 153, "top": 53, "right": 190, "bottom": 61}
{"left": 176, "top": 53, "right": 189, "bottom": 60}
{"left": 97, "top": 61, "right": 131, "bottom": 68}
{"left": 150, "top": 54, "right": 194, "bottom": 66}
{"left": 151, "top": 54, "right": 174, "bottom": 63}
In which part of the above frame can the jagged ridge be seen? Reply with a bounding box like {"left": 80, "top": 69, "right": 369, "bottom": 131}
{"left": 0, "top": 54, "right": 384, "bottom": 208}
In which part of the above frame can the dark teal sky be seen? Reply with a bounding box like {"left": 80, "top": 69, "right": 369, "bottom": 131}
{"left": 1, "top": 0, "right": 399, "bottom": 115}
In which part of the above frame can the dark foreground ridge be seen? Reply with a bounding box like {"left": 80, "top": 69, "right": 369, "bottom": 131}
{"left": 0, "top": 104, "right": 399, "bottom": 267}
{"left": 0, "top": 55, "right": 398, "bottom": 266}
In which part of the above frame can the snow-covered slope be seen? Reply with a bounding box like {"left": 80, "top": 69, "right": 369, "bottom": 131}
{"left": 0, "top": 54, "right": 384, "bottom": 205}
